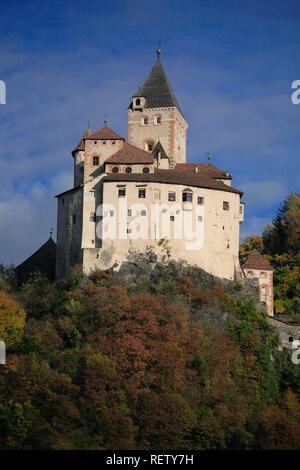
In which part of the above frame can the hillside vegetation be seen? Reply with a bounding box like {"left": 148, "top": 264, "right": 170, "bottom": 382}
{"left": 0, "top": 259, "right": 299, "bottom": 449}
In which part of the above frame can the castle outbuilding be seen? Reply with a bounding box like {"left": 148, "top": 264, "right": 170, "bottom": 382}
{"left": 242, "top": 249, "right": 274, "bottom": 316}
{"left": 56, "top": 52, "right": 250, "bottom": 292}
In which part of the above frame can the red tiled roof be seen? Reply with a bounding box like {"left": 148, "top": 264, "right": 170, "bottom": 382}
{"left": 72, "top": 128, "right": 92, "bottom": 155}
{"left": 175, "top": 163, "right": 231, "bottom": 179}
{"left": 243, "top": 250, "right": 273, "bottom": 271}
{"left": 105, "top": 142, "right": 154, "bottom": 164}
{"left": 103, "top": 169, "right": 243, "bottom": 195}
{"left": 88, "top": 127, "right": 124, "bottom": 141}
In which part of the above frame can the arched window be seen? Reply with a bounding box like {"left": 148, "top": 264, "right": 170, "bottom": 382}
{"left": 145, "top": 140, "right": 154, "bottom": 152}
{"left": 112, "top": 166, "right": 119, "bottom": 173}
{"left": 182, "top": 189, "right": 193, "bottom": 203}
{"left": 125, "top": 167, "right": 132, "bottom": 174}
{"left": 143, "top": 167, "right": 150, "bottom": 173}
{"left": 136, "top": 98, "right": 141, "bottom": 106}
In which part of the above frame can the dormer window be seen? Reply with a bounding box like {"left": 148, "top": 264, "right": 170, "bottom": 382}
{"left": 136, "top": 98, "right": 141, "bottom": 106}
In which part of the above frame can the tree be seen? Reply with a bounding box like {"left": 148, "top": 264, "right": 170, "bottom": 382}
{"left": 263, "top": 193, "right": 300, "bottom": 256}
{"left": 0, "top": 290, "right": 26, "bottom": 349}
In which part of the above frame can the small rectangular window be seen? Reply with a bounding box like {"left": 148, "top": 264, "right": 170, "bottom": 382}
{"left": 154, "top": 115, "right": 161, "bottom": 125}
{"left": 118, "top": 188, "right": 126, "bottom": 198}
{"left": 90, "top": 212, "right": 96, "bottom": 222}
{"left": 170, "top": 216, "right": 175, "bottom": 222}
{"left": 109, "top": 210, "right": 114, "bottom": 217}
{"left": 72, "top": 214, "right": 76, "bottom": 225}
{"left": 93, "top": 156, "right": 99, "bottom": 166}
{"left": 198, "top": 216, "right": 203, "bottom": 222}
{"left": 141, "top": 116, "right": 148, "bottom": 125}
{"left": 128, "top": 209, "right": 132, "bottom": 216}
{"left": 168, "top": 192, "right": 176, "bottom": 202}
{"left": 89, "top": 191, "right": 95, "bottom": 198}
{"left": 223, "top": 201, "right": 229, "bottom": 211}
{"left": 62, "top": 198, "right": 65, "bottom": 205}
{"left": 141, "top": 210, "right": 147, "bottom": 216}
{"left": 138, "top": 188, "right": 146, "bottom": 198}
{"left": 239, "top": 205, "right": 243, "bottom": 214}
{"left": 198, "top": 196, "right": 204, "bottom": 205}
{"left": 127, "top": 228, "right": 132, "bottom": 234}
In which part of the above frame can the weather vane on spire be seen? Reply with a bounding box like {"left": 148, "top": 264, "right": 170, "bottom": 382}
{"left": 104, "top": 113, "right": 108, "bottom": 127}
{"left": 50, "top": 228, "right": 54, "bottom": 238}
{"left": 156, "top": 43, "right": 161, "bottom": 59}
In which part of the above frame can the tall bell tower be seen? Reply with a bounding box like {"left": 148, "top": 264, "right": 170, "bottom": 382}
{"left": 127, "top": 50, "right": 188, "bottom": 166}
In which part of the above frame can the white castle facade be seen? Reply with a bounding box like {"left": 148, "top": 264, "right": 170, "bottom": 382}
{"left": 55, "top": 52, "right": 273, "bottom": 314}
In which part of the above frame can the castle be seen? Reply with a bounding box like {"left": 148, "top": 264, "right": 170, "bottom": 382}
{"left": 55, "top": 51, "right": 273, "bottom": 315}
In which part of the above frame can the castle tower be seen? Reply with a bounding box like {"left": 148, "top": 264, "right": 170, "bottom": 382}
{"left": 127, "top": 50, "right": 188, "bottom": 166}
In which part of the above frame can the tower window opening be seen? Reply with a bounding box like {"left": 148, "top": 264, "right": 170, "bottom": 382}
{"left": 223, "top": 201, "right": 229, "bottom": 210}
{"left": 141, "top": 116, "right": 148, "bottom": 126}
{"left": 145, "top": 140, "right": 154, "bottom": 152}
{"left": 72, "top": 214, "right": 76, "bottom": 225}
{"left": 136, "top": 98, "right": 141, "bottom": 106}
{"left": 125, "top": 167, "right": 132, "bottom": 174}
{"left": 143, "top": 167, "right": 150, "bottom": 173}
{"left": 198, "top": 196, "right": 204, "bottom": 205}
{"left": 112, "top": 166, "right": 119, "bottom": 173}
{"left": 154, "top": 115, "right": 161, "bottom": 125}
{"left": 93, "top": 156, "right": 99, "bottom": 166}
{"left": 138, "top": 188, "right": 146, "bottom": 198}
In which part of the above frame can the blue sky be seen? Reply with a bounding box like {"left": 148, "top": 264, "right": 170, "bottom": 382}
{"left": 0, "top": 0, "right": 299, "bottom": 265}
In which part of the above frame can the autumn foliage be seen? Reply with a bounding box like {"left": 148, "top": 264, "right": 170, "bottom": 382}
{"left": 0, "top": 265, "right": 299, "bottom": 449}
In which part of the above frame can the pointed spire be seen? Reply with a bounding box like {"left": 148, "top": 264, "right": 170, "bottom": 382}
{"left": 132, "top": 55, "right": 183, "bottom": 114}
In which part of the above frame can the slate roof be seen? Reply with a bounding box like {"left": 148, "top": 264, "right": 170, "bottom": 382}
{"left": 243, "top": 249, "right": 273, "bottom": 271}
{"left": 132, "top": 58, "right": 183, "bottom": 114}
{"left": 175, "top": 163, "right": 231, "bottom": 179}
{"left": 15, "top": 237, "right": 57, "bottom": 285}
{"left": 103, "top": 169, "right": 243, "bottom": 195}
{"left": 105, "top": 142, "right": 154, "bottom": 164}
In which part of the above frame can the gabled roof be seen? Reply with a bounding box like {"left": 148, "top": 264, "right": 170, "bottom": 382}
{"left": 105, "top": 142, "right": 154, "bottom": 164}
{"left": 88, "top": 127, "right": 124, "bottom": 141}
{"left": 132, "top": 58, "right": 183, "bottom": 114}
{"left": 243, "top": 250, "right": 273, "bottom": 271}
{"left": 153, "top": 140, "right": 169, "bottom": 159}
{"left": 72, "top": 126, "right": 124, "bottom": 156}
{"left": 103, "top": 169, "right": 243, "bottom": 195}
{"left": 175, "top": 163, "right": 231, "bottom": 179}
